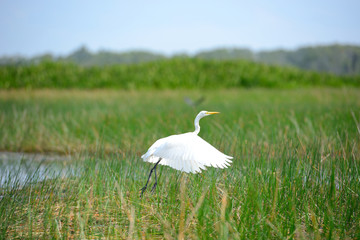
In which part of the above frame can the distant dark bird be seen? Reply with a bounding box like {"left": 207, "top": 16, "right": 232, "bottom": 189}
{"left": 184, "top": 96, "right": 205, "bottom": 107}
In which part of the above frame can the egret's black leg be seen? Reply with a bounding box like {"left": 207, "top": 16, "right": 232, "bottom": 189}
{"left": 140, "top": 158, "right": 161, "bottom": 197}
{"left": 151, "top": 165, "right": 158, "bottom": 192}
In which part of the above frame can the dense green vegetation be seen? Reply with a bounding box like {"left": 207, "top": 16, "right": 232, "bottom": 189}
{"left": 1, "top": 58, "right": 359, "bottom": 89}
{"left": 0, "top": 89, "right": 359, "bottom": 238}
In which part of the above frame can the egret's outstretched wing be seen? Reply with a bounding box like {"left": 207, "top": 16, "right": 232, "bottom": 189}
{"left": 141, "top": 133, "right": 233, "bottom": 173}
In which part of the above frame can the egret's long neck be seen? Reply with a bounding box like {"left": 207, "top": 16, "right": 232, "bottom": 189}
{"left": 194, "top": 115, "right": 202, "bottom": 135}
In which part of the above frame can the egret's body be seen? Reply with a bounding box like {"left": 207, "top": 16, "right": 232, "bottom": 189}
{"left": 140, "top": 111, "right": 232, "bottom": 196}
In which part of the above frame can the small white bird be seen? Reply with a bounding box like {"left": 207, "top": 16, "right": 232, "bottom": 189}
{"left": 140, "top": 111, "right": 233, "bottom": 196}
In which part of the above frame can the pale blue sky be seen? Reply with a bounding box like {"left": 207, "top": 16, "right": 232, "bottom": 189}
{"left": 1, "top": 0, "right": 359, "bottom": 57}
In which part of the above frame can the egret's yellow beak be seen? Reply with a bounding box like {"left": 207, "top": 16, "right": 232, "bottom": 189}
{"left": 207, "top": 111, "right": 220, "bottom": 115}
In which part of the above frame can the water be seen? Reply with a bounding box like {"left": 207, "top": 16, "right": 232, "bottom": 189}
{"left": 0, "top": 152, "right": 76, "bottom": 189}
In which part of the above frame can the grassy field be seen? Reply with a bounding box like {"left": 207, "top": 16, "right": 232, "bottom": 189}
{"left": 0, "top": 88, "right": 360, "bottom": 239}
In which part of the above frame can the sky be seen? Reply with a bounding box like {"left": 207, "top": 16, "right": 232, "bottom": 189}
{"left": 1, "top": 0, "right": 360, "bottom": 57}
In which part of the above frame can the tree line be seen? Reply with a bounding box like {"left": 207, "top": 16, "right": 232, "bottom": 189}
{"left": 0, "top": 44, "right": 359, "bottom": 75}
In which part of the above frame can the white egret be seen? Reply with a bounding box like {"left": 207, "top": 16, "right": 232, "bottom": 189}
{"left": 140, "top": 111, "right": 233, "bottom": 196}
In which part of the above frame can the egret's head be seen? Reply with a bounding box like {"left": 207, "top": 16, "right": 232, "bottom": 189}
{"left": 198, "top": 110, "right": 220, "bottom": 119}
{"left": 193, "top": 111, "right": 219, "bottom": 134}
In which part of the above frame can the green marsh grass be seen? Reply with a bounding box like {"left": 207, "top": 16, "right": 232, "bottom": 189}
{"left": 0, "top": 88, "right": 359, "bottom": 239}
